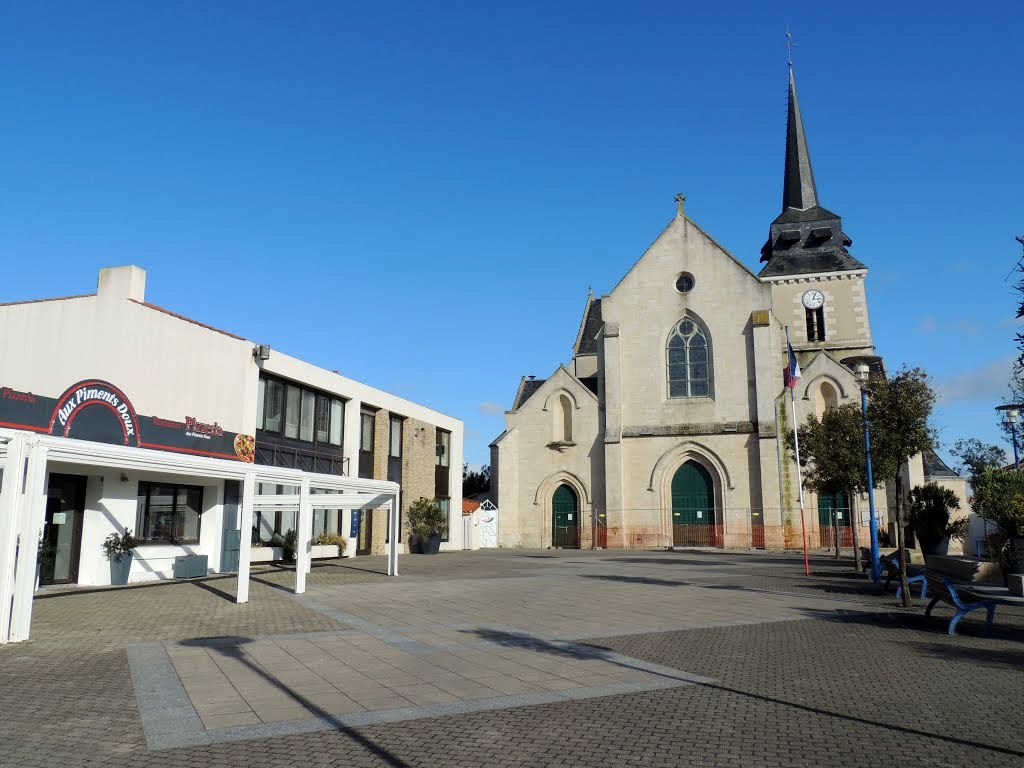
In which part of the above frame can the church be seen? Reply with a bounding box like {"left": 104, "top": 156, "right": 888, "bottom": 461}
{"left": 490, "top": 64, "right": 909, "bottom": 551}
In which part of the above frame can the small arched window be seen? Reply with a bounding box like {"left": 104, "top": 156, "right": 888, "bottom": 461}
{"left": 558, "top": 394, "right": 573, "bottom": 443}
{"left": 667, "top": 316, "right": 711, "bottom": 398}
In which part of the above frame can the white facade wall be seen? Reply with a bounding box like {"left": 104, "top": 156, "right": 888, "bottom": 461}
{"left": 1, "top": 265, "right": 466, "bottom": 583}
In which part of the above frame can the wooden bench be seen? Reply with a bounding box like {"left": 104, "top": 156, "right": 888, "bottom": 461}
{"left": 923, "top": 573, "right": 996, "bottom": 636}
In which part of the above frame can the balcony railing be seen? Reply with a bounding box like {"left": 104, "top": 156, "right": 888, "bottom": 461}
{"left": 254, "top": 443, "right": 349, "bottom": 477}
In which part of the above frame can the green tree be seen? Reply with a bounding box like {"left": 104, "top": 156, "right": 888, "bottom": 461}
{"left": 462, "top": 463, "right": 490, "bottom": 496}
{"left": 866, "top": 367, "right": 936, "bottom": 606}
{"left": 950, "top": 438, "right": 1005, "bottom": 487}
{"left": 786, "top": 403, "right": 869, "bottom": 560}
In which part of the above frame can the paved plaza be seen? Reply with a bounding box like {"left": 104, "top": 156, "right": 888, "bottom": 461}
{"left": 2, "top": 549, "right": 1024, "bottom": 767}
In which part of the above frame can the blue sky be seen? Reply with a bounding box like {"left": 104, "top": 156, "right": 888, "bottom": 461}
{"left": 2, "top": 2, "right": 1022, "bottom": 470}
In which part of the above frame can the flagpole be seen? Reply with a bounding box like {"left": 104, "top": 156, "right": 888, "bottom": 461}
{"left": 786, "top": 326, "right": 811, "bottom": 576}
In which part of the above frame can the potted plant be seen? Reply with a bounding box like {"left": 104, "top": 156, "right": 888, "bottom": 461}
{"left": 906, "top": 483, "right": 967, "bottom": 557}
{"left": 312, "top": 532, "right": 347, "bottom": 559}
{"left": 102, "top": 529, "right": 138, "bottom": 585}
{"left": 408, "top": 497, "right": 447, "bottom": 554}
{"left": 270, "top": 529, "right": 298, "bottom": 563}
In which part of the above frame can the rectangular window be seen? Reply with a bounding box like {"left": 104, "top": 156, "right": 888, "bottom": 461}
{"left": 264, "top": 379, "right": 284, "bottom": 433}
{"left": 329, "top": 399, "right": 343, "bottom": 446}
{"left": 136, "top": 482, "right": 203, "bottom": 545}
{"left": 316, "top": 395, "right": 330, "bottom": 443}
{"left": 438, "top": 497, "right": 450, "bottom": 542}
{"left": 389, "top": 417, "right": 403, "bottom": 458}
{"left": 436, "top": 429, "right": 450, "bottom": 467}
{"left": 256, "top": 378, "right": 266, "bottom": 429}
{"left": 300, "top": 390, "right": 315, "bottom": 442}
{"left": 285, "top": 385, "right": 301, "bottom": 439}
{"left": 361, "top": 413, "right": 375, "bottom": 452}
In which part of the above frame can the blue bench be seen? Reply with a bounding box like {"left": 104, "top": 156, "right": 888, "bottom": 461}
{"left": 924, "top": 573, "right": 996, "bottom": 636}
{"left": 878, "top": 552, "right": 928, "bottom": 599}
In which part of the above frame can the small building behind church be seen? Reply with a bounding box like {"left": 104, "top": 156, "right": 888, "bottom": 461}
{"left": 490, "top": 64, "right": 960, "bottom": 554}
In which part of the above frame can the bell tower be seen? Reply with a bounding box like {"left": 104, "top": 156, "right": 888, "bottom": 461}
{"left": 759, "top": 63, "right": 874, "bottom": 355}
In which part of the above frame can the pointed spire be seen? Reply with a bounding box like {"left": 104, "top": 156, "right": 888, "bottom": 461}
{"left": 782, "top": 65, "right": 819, "bottom": 212}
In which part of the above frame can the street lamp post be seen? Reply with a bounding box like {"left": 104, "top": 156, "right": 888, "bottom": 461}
{"left": 996, "top": 405, "right": 1023, "bottom": 468}
{"left": 843, "top": 355, "right": 882, "bottom": 585}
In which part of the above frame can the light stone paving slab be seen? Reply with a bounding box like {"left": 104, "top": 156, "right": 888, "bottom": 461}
{"left": 128, "top": 559, "right": 892, "bottom": 750}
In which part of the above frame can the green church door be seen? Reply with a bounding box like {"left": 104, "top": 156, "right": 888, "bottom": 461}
{"left": 552, "top": 484, "right": 580, "bottom": 549}
{"left": 817, "top": 491, "right": 852, "bottom": 548}
{"left": 671, "top": 461, "right": 720, "bottom": 547}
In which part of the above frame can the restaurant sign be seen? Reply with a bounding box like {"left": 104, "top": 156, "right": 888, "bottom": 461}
{"left": 0, "top": 379, "right": 255, "bottom": 463}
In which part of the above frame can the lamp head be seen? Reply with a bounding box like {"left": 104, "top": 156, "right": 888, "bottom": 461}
{"left": 996, "top": 404, "right": 1024, "bottom": 424}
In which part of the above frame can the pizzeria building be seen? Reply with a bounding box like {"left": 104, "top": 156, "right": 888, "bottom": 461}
{"left": 0, "top": 265, "right": 463, "bottom": 643}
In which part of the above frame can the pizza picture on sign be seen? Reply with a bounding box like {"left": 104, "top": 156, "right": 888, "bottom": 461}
{"left": 234, "top": 434, "right": 255, "bottom": 463}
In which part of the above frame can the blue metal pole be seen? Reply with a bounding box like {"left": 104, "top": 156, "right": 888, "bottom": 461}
{"left": 861, "top": 386, "right": 881, "bottom": 584}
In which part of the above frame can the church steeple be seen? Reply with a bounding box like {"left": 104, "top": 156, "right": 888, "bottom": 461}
{"left": 782, "top": 66, "right": 819, "bottom": 212}
{"left": 759, "top": 58, "right": 864, "bottom": 278}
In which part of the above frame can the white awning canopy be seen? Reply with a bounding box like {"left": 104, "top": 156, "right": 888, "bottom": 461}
{"left": 0, "top": 430, "right": 401, "bottom": 644}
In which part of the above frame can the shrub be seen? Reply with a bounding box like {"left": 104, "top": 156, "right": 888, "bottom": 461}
{"left": 102, "top": 530, "right": 138, "bottom": 563}
{"left": 271, "top": 529, "right": 298, "bottom": 562}
{"left": 408, "top": 497, "right": 448, "bottom": 542}
{"left": 314, "top": 532, "right": 348, "bottom": 552}
{"left": 907, "top": 483, "right": 966, "bottom": 553}
{"left": 971, "top": 468, "right": 1024, "bottom": 573}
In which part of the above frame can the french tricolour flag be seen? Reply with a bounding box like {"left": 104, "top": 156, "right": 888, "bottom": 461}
{"left": 784, "top": 330, "right": 801, "bottom": 389}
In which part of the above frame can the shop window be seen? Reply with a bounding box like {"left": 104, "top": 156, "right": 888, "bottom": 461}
{"left": 136, "top": 482, "right": 203, "bottom": 545}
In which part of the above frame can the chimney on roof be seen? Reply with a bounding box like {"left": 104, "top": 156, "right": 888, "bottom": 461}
{"left": 97, "top": 266, "right": 147, "bottom": 303}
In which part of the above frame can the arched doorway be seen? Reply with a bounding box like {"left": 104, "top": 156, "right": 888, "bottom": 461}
{"left": 671, "top": 461, "right": 720, "bottom": 547}
{"left": 818, "top": 491, "right": 852, "bottom": 548}
{"left": 551, "top": 484, "right": 580, "bottom": 549}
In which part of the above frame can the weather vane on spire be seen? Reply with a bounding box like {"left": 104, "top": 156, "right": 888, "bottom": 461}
{"left": 785, "top": 26, "right": 796, "bottom": 67}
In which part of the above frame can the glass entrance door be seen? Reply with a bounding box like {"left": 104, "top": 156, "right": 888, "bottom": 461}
{"left": 40, "top": 474, "right": 87, "bottom": 585}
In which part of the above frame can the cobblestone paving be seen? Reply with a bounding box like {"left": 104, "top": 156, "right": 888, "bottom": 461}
{"left": 2, "top": 549, "right": 1022, "bottom": 767}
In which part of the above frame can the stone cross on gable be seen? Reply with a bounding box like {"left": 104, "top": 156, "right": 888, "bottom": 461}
{"left": 674, "top": 193, "right": 686, "bottom": 216}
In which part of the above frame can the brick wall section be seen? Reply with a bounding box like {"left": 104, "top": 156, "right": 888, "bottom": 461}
{"left": 365, "top": 411, "right": 437, "bottom": 555}
{"left": 369, "top": 409, "right": 390, "bottom": 554}
{"left": 402, "top": 417, "right": 437, "bottom": 544}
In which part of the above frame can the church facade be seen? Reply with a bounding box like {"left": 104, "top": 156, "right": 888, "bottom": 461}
{"left": 490, "top": 66, "right": 891, "bottom": 551}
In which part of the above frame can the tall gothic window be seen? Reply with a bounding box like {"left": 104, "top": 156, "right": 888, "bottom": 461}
{"left": 667, "top": 317, "right": 711, "bottom": 398}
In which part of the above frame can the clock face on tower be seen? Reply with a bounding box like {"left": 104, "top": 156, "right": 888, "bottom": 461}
{"left": 801, "top": 289, "right": 825, "bottom": 310}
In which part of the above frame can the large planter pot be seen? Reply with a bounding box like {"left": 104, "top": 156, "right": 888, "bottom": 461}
{"left": 311, "top": 544, "right": 340, "bottom": 559}
{"left": 250, "top": 546, "right": 284, "bottom": 563}
{"left": 109, "top": 554, "right": 133, "bottom": 585}
{"left": 919, "top": 536, "right": 949, "bottom": 557}
{"left": 421, "top": 533, "right": 442, "bottom": 555}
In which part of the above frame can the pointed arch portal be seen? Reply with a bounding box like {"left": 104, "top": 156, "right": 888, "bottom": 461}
{"left": 552, "top": 484, "right": 580, "bottom": 549}
{"left": 671, "top": 461, "right": 721, "bottom": 547}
